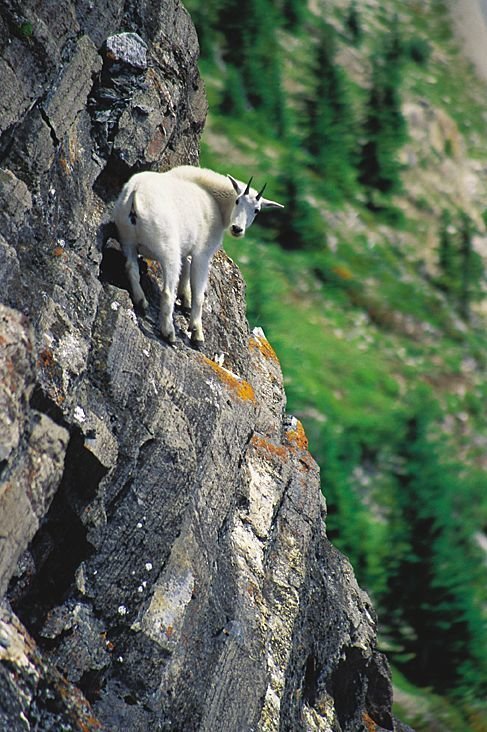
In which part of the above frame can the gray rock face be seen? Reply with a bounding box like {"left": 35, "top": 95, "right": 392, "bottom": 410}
{"left": 0, "top": 1, "right": 406, "bottom": 731}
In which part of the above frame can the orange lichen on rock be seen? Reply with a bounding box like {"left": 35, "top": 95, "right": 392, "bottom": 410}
{"left": 250, "top": 421, "right": 313, "bottom": 467}
{"left": 58, "top": 156, "right": 72, "bottom": 176}
{"left": 38, "top": 347, "right": 55, "bottom": 369}
{"left": 56, "top": 677, "right": 103, "bottom": 730}
{"left": 249, "top": 332, "right": 279, "bottom": 362}
{"left": 285, "top": 419, "right": 309, "bottom": 451}
{"left": 250, "top": 434, "right": 289, "bottom": 461}
{"left": 203, "top": 357, "right": 255, "bottom": 402}
{"left": 362, "top": 712, "right": 377, "bottom": 732}
{"left": 59, "top": 131, "right": 80, "bottom": 175}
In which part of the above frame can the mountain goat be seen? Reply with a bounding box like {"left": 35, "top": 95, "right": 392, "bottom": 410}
{"left": 112, "top": 165, "right": 283, "bottom": 344}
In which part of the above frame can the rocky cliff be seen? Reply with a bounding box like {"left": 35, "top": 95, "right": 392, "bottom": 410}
{"left": 0, "top": 2, "right": 411, "bottom": 730}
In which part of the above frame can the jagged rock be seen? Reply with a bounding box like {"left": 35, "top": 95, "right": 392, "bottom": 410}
{"left": 0, "top": 604, "right": 103, "bottom": 732}
{"left": 0, "top": 1, "right": 409, "bottom": 731}
{"left": 104, "top": 32, "right": 148, "bottom": 70}
{"left": 0, "top": 305, "right": 69, "bottom": 597}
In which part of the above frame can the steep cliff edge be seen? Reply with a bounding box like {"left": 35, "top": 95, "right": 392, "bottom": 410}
{"left": 0, "top": 2, "right": 410, "bottom": 730}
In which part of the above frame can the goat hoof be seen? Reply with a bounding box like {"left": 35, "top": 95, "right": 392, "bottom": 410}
{"left": 190, "top": 329, "right": 204, "bottom": 343}
{"left": 191, "top": 339, "right": 204, "bottom": 351}
{"left": 178, "top": 294, "right": 192, "bottom": 310}
{"left": 136, "top": 297, "right": 149, "bottom": 313}
{"left": 161, "top": 328, "right": 177, "bottom": 344}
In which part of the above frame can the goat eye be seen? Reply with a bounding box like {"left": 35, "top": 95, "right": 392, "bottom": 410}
{"left": 236, "top": 198, "right": 240, "bottom": 206}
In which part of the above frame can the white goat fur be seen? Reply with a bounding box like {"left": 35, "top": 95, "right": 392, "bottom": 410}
{"left": 113, "top": 165, "right": 283, "bottom": 343}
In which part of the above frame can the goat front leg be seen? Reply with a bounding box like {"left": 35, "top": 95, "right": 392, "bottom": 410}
{"left": 189, "top": 254, "right": 211, "bottom": 344}
{"left": 124, "top": 248, "right": 148, "bottom": 312}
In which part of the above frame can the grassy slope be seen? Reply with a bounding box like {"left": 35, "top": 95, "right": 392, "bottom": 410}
{"left": 192, "top": 1, "right": 487, "bottom": 728}
{"left": 200, "top": 0, "right": 487, "bottom": 480}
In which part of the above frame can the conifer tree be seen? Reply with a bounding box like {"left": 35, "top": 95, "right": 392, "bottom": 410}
{"left": 381, "top": 390, "right": 487, "bottom": 694}
{"left": 458, "top": 211, "right": 483, "bottom": 321}
{"left": 358, "top": 19, "right": 407, "bottom": 204}
{"left": 272, "top": 148, "right": 326, "bottom": 250}
{"left": 437, "top": 209, "right": 456, "bottom": 294}
{"left": 217, "top": 0, "right": 286, "bottom": 133}
{"left": 436, "top": 210, "right": 484, "bottom": 319}
{"left": 345, "top": 1, "right": 362, "bottom": 45}
{"left": 303, "top": 23, "right": 356, "bottom": 201}
{"left": 219, "top": 65, "right": 248, "bottom": 117}
{"left": 279, "top": 0, "right": 306, "bottom": 29}
{"left": 319, "top": 424, "right": 369, "bottom": 581}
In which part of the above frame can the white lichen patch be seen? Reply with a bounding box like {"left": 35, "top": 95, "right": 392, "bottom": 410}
{"left": 73, "top": 406, "right": 86, "bottom": 423}
{"left": 127, "top": 309, "right": 138, "bottom": 325}
{"left": 58, "top": 331, "right": 87, "bottom": 377}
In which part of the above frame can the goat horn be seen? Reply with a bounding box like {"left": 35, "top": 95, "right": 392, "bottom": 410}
{"left": 244, "top": 176, "right": 253, "bottom": 196}
{"left": 256, "top": 182, "right": 267, "bottom": 200}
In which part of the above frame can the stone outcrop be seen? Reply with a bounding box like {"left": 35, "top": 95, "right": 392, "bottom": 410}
{"left": 0, "top": 2, "right": 411, "bottom": 730}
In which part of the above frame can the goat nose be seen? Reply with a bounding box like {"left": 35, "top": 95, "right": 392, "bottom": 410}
{"left": 232, "top": 225, "right": 243, "bottom": 236}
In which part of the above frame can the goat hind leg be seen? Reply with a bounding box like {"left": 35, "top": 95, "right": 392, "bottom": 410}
{"left": 177, "top": 256, "right": 192, "bottom": 309}
{"left": 159, "top": 262, "right": 180, "bottom": 343}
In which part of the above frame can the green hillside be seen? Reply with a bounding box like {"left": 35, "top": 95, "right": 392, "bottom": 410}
{"left": 185, "top": 1, "right": 487, "bottom": 728}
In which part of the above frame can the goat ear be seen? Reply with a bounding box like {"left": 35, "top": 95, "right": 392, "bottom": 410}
{"left": 227, "top": 174, "right": 242, "bottom": 195}
{"left": 261, "top": 197, "right": 285, "bottom": 210}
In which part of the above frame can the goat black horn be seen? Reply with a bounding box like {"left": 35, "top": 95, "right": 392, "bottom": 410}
{"left": 244, "top": 176, "right": 253, "bottom": 195}
{"left": 256, "top": 182, "right": 267, "bottom": 200}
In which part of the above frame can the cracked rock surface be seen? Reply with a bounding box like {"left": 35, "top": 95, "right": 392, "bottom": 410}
{"left": 0, "top": 1, "right": 410, "bottom": 731}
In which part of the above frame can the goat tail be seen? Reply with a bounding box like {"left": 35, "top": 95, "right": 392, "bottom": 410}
{"left": 128, "top": 190, "right": 137, "bottom": 225}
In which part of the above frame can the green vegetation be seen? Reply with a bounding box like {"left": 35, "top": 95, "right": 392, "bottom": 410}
{"left": 435, "top": 209, "right": 484, "bottom": 322}
{"left": 380, "top": 389, "right": 487, "bottom": 697}
{"left": 14, "top": 19, "right": 34, "bottom": 38}
{"left": 358, "top": 17, "right": 407, "bottom": 206}
{"left": 303, "top": 21, "right": 357, "bottom": 201}
{"left": 185, "top": 0, "right": 487, "bottom": 727}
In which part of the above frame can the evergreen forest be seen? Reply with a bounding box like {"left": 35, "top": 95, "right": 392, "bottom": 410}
{"left": 184, "top": 1, "right": 487, "bottom": 728}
